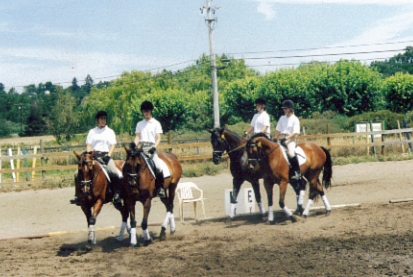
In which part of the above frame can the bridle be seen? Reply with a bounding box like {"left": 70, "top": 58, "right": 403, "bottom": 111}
{"left": 78, "top": 153, "right": 99, "bottom": 192}
{"left": 212, "top": 132, "right": 247, "bottom": 159}
{"left": 124, "top": 148, "right": 143, "bottom": 188}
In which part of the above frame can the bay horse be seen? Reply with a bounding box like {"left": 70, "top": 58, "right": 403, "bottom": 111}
{"left": 74, "top": 151, "right": 128, "bottom": 246}
{"left": 120, "top": 142, "right": 182, "bottom": 247}
{"left": 208, "top": 127, "right": 266, "bottom": 219}
{"left": 246, "top": 133, "right": 332, "bottom": 223}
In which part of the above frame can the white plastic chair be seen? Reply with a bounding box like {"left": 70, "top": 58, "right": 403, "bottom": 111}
{"left": 176, "top": 182, "right": 206, "bottom": 221}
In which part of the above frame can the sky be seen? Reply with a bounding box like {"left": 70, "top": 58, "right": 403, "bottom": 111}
{"left": 1, "top": 0, "right": 413, "bottom": 92}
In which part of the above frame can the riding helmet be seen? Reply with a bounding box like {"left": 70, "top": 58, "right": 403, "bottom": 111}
{"left": 255, "top": 98, "right": 266, "bottom": 105}
{"left": 141, "top": 100, "right": 154, "bottom": 111}
{"left": 95, "top": 110, "right": 108, "bottom": 119}
{"left": 281, "top": 100, "right": 294, "bottom": 109}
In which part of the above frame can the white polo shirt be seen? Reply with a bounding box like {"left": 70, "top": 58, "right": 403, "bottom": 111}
{"left": 85, "top": 126, "right": 117, "bottom": 152}
{"left": 250, "top": 111, "right": 271, "bottom": 137}
{"left": 135, "top": 118, "right": 163, "bottom": 143}
{"left": 276, "top": 114, "right": 300, "bottom": 135}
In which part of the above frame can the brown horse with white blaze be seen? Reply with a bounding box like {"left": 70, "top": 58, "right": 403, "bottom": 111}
{"left": 74, "top": 151, "right": 128, "bottom": 246}
{"left": 246, "top": 133, "right": 332, "bottom": 223}
{"left": 120, "top": 142, "right": 182, "bottom": 247}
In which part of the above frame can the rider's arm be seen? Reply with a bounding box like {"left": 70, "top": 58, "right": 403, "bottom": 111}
{"left": 155, "top": 133, "right": 161, "bottom": 148}
{"left": 86, "top": 144, "right": 92, "bottom": 152}
{"left": 275, "top": 130, "right": 281, "bottom": 140}
{"left": 245, "top": 126, "right": 254, "bottom": 136}
{"left": 261, "top": 126, "right": 268, "bottom": 133}
{"left": 134, "top": 133, "right": 141, "bottom": 145}
{"left": 108, "top": 144, "right": 116, "bottom": 157}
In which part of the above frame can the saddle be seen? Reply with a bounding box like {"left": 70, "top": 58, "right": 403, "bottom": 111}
{"left": 280, "top": 146, "right": 307, "bottom": 166}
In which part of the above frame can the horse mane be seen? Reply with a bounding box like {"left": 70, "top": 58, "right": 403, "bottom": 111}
{"left": 223, "top": 127, "right": 245, "bottom": 141}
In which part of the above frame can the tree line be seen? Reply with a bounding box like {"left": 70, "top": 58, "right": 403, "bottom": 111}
{"left": 1, "top": 47, "right": 413, "bottom": 143}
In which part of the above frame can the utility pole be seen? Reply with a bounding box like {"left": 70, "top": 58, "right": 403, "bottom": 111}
{"left": 201, "top": 0, "right": 220, "bottom": 128}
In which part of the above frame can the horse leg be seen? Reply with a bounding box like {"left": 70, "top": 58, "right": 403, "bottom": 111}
{"left": 320, "top": 190, "right": 332, "bottom": 216}
{"left": 128, "top": 202, "right": 138, "bottom": 247}
{"left": 278, "top": 180, "right": 296, "bottom": 223}
{"left": 160, "top": 198, "right": 175, "bottom": 241}
{"left": 251, "top": 179, "right": 265, "bottom": 216}
{"left": 116, "top": 204, "right": 129, "bottom": 242}
{"left": 86, "top": 199, "right": 104, "bottom": 245}
{"left": 293, "top": 179, "right": 307, "bottom": 216}
{"left": 263, "top": 178, "right": 274, "bottom": 223}
{"left": 141, "top": 198, "right": 152, "bottom": 246}
{"left": 228, "top": 177, "right": 243, "bottom": 219}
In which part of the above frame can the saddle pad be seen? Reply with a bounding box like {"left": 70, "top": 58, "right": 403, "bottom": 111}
{"left": 159, "top": 158, "right": 171, "bottom": 179}
{"left": 281, "top": 146, "right": 307, "bottom": 166}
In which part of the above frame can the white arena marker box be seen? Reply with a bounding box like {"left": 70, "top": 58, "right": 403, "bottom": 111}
{"left": 224, "top": 188, "right": 256, "bottom": 216}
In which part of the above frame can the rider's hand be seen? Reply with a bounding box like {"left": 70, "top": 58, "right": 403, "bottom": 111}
{"left": 279, "top": 138, "right": 287, "bottom": 146}
{"left": 102, "top": 155, "right": 111, "bottom": 165}
{"left": 148, "top": 147, "right": 156, "bottom": 154}
{"left": 243, "top": 132, "right": 248, "bottom": 138}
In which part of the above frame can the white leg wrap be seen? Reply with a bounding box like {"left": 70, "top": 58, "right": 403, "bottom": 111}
{"left": 283, "top": 206, "right": 293, "bottom": 217}
{"left": 143, "top": 228, "right": 151, "bottom": 241}
{"left": 258, "top": 202, "right": 265, "bottom": 215}
{"left": 268, "top": 206, "right": 274, "bottom": 222}
{"left": 162, "top": 212, "right": 171, "bottom": 229}
{"left": 229, "top": 203, "right": 236, "bottom": 218}
{"left": 322, "top": 195, "right": 331, "bottom": 211}
{"left": 303, "top": 199, "right": 314, "bottom": 216}
{"left": 169, "top": 213, "right": 176, "bottom": 232}
{"left": 130, "top": 228, "right": 137, "bottom": 245}
{"left": 298, "top": 190, "right": 305, "bottom": 205}
{"left": 88, "top": 225, "right": 96, "bottom": 245}
{"left": 117, "top": 221, "right": 127, "bottom": 242}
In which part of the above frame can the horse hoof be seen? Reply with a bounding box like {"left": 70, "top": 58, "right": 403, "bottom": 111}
{"left": 144, "top": 239, "right": 152, "bottom": 247}
{"left": 326, "top": 210, "right": 331, "bottom": 216}
{"left": 225, "top": 217, "right": 233, "bottom": 224}
{"left": 170, "top": 230, "right": 176, "bottom": 235}
{"left": 129, "top": 243, "right": 137, "bottom": 248}
{"left": 85, "top": 244, "right": 93, "bottom": 252}
{"left": 159, "top": 230, "right": 166, "bottom": 241}
{"left": 302, "top": 214, "right": 308, "bottom": 219}
{"left": 116, "top": 236, "right": 123, "bottom": 242}
{"left": 290, "top": 216, "right": 297, "bottom": 223}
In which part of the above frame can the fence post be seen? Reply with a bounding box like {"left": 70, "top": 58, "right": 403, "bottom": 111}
{"left": 0, "top": 149, "right": 2, "bottom": 183}
{"left": 8, "top": 148, "right": 16, "bottom": 183}
{"left": 16, "top": 147, "right": 21, "bottom": 182}
{"left": 168, "top": 131, "right": 173, "bottom": 153}
{"left": 21, "top": 148, "right": 30, "bottom": 181}
{"left": 369, "top": 121, "right": 376, "bottom": 158}
{"left": 327, "top": 124, "right": 331, "bottom": 147}
{"left": 40, "top": 140, "right": 45, "bottom": 180}
{"left": 403, "top": 120, "right": 412, "bottom": 153}
{"left": 31, "top": 146, "right": 37, "bottom": 181}
{"left": 381, "top": 134, "right": 385, "bottom": 156}
{"left": 397, "top": 120, "right": 405, "bottom": 154}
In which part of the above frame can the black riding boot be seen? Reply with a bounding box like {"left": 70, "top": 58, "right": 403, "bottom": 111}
{"left": 112, "top": 176, "right": 122, "bottom": 205}
{"left": 156, "top": 171, "right": 166, "bottom": 198}
{"left": 289, "top": 155, "right": 301, "bottom": 181}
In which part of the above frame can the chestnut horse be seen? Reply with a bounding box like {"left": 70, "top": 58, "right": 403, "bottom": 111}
{"left": 246, "top": 133, "right": 332, "bottom": 223}
{"left": 74, "top": 151, "right": 128, "bottom": 246}
{"left": 119, "top": 143, "right": 182, "bottom": 247}
{"left": 208, "top": 127, "right": 266, "bottom": 218}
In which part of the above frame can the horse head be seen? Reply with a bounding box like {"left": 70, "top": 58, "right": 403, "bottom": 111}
{"left": 208, "top": 127, "right": 228, "bottom": 165}
{"left": 123, "top": 142, "right": 145, "bottom": 189}
{"left": 74, "top": 151, "right": 96, "bottom": 194}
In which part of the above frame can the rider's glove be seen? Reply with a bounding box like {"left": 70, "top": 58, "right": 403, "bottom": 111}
{"left": 148, "top": 147, "right": 157, "bottom": 154}
{"left": 102, "top": 155, "right": 111, "bottom": 165}
{"left": 243, "top": 131, "right": 248, "bottom": 138}
{"left": 279, "top": 138, "right": 287, "bottom": 146}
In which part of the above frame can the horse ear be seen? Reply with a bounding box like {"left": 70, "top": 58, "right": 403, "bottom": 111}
{"left": 207, "top": 129, "right": 213, "bottom": 134}
{"left": 124, "top": 145, "right": 130, "bottom": 152}
{"left": 74, "top": 151, "right": 81, "bottom": 160}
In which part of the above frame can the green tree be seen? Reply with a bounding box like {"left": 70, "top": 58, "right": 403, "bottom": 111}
{"left": 371, "top": 46, "right": 413, "bottom": 78}
{"left": 383, "top": 72, "right": 413, "bottom": 113}
{"left": 46, "top": 89, "right": 78, "bottom": 144}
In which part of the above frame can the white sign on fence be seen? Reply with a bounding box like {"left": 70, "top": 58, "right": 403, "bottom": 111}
{"left": 355, "top": 122, "right": 382, "bottom": 138}
{"left": 224, "top": 188, "right": 256, "bottom": 216}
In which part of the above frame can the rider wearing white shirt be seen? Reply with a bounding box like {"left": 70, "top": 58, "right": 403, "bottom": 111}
{"left": 70, "top": 110, "right": 123, "bottom": 205}
{"left": 275, "top": 100, "right": 301, "bottom": 181}
{"left": 134, "top": 101, "right": 166, "bottom": 198}
{"left": 244, "top": 98, "right": 271, "bottom": 139}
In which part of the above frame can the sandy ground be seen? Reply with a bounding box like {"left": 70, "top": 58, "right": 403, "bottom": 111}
{"left": 1, "top": 160, "right": 413, "bottom": 276}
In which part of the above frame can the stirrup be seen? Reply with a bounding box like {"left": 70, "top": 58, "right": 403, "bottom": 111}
{"left": 157, "top": 187, "right": 166, "bottom": 198}
{"left": 291, "top": 172, "right": 301, "bottom": 180}
{"left": 113, "top": 193, "right": 121, "bottom": 204}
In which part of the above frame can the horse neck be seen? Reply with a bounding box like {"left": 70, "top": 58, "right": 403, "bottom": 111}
{"left": 258, "top": 138, "right": 281, "bottom": 158}
{"left": 223, "top": 130, "right": 246, "bottom": 154}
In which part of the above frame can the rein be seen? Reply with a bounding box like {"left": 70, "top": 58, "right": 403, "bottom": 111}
{"left": 249, "top": 142, "right": 280, "bottom": 164}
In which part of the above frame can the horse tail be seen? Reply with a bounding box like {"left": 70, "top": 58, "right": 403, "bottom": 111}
{"left": 321, "top": 146, "right": 332, "bottom": 189}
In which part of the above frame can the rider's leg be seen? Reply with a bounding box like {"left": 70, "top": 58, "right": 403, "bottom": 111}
{"left": 107, "top": 159, "right": 123, "bottom": 204}
{"left": 152, "top": 153, "right": 166, "bottom": 198}
{"left": 70, "top": 170, "right": 79, "bottom": 205}
{"left": 286, "top": 138, "right": 301, "bottom": 180}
